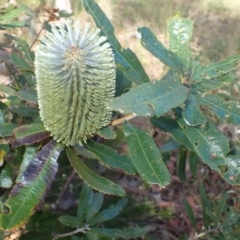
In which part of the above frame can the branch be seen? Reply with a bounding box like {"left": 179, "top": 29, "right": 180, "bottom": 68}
{"left": 111, "top": 113, "right": 136, "bottom": 126}
{"left": 53, "top": 224, "right": 90, "bottom": 239}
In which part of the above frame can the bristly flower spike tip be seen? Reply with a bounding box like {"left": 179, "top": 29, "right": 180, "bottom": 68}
{"left": 35, "top": 19, "right": 116, "bottom": 146}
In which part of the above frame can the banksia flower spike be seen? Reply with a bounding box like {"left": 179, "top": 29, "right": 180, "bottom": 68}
{"left": 35, "top": 19, "right": 116, "bottom": 146}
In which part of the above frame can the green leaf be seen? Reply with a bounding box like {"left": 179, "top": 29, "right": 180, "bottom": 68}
{"left": 179, "top": 120, "right": 229, "bottom": 172}
{"left": 85, "top": 141, "right": 136, "bottom": 175}
{"left": 89, "top": 198, "right": 127, "bottom": 226}
{"left": 123, "top": 121, "right": 170, "bottom": 187}
{"left": 19, "top": 231, "right": 53, "bottom": 240}
{"left": 15, "top": 89, "right": 38, "bottom": 103}
{"left": 138, "top": 27, "right": 183, "bottom": 74}
{"left": 0, "top": 164, "right": 12, "bottom": 188}
{"left": 192, "top": 73, "right": 235, "bottom": 93}
{"left": 66, "top": 147, "right": 125, "bottom": 196}
{"left": 216, "top": 194, "right": 228, "bottom": 221}
{"left": 86, "top": 192, "right": 104, "bottom": 222}
{"left": 0, "top": 6, "right": 27, "bottom": 21}
{"left": 191, "top": 56, "right": 240, "bottom": 82}
{"left": 96, "top": 126, "right": 116, "bottom": 139}
{"left": 168, "top": 18, "right": 192, "bottom": 71}
{"left": 183, "top": 199, "right": 197, "bottom": 229}
{"left": 177, "top": 147, "right": 187, "bottom": 181}
{"left": 73, "top": 145, "right": 96, "bottom": 159}
{"left": 150, "top": 117, "right": 194, "bottom": 151}
{"left": 0, "top": 84, "right": 16, "bottom": 95}
{"left": 0, "top": 123, "right": 17, "bottom": 136}
{"left": 77, "top": 184, "right": 93, "bottom": 225}
{"left": 58, "top": 215, "right": 81, "bottom": 228}
{"left": 182, "top": 94, "right": 206, "bottom": 126}
{"left": 12, "top": 124, "right": 49, "bottom": 147}
{"left": 82, "top": 0, "right": 149, "bottom": 85}
{"left": 0, "top": 141, "right": 63, "bottom": 230}
{"left": 198, "top": 94, "right": 240, "bottom": 125}
{"left": 0, "top": 108, "right": 4, "bottom": 124}
{"left": 8, "top": 103, "right": 38, "bottom": 116}
{"left": 109, "top": 80, "right": 188, "bottom": 117}
{"left": 115, "top": 70, "right": 132, "bottom": 97}
{"left": 11, "top": 52, "right": 32, "bottom": 71}
{"left": 189, "top": 152, "right": 199, "bottom": 178}
{"left": 89, "top": 226, "right": 151, "bottom": 239}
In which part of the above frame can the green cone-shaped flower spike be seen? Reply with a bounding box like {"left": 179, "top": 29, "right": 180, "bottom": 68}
{"left": 35, "top": 20, "right": 115, "bottom": 146}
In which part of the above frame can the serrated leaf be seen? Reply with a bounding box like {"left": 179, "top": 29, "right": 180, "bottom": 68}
{"left": 168, "top": 18, "right": 192, "bottom": 71}
{"left": 58, "top": 215, "right": 81, "bottom": 228}
{"left": 192, "top": 73, "right": 235, "bottom": 93}
{"left": 89, "top": 198, "right": 127, "bottom": 226}
{"left": 9, "top": 103, "right": 38, "bottom": 116}
{"left": 123, "top": 121, "right": 170, "bottom": 187}
{"left": 0, "top": 123, "right": 17, "bottom": 136}
{"left": 109, "top": 80, "right": 188, "bottom": 117}
{"left": 82, "top": 0, "right": 149, "bottom": 85}
{"left": 86, "top": 192, "right": 104, "bottom": 222}
{"left": 150, "top": 117, "right": 194, "bottom": 151}
{"left": 12, "top": 124, "right": 49, "bottom": 147}
{"left": 179, "top": 120, "right": 229, "bottom": 172}
{"left": 96, "top": 126, "right": 116, "bottom": 139}
{"left": 0, "top": 84, "right": 16, "bottom": 95}
{"left": 115, "top": 70, "right": 132, "bottom": 97}
{"left": 191, "top": 56, "right": 240, "bottom": 82}
{"left": 182, "top": 94, "right": 206, "bottom": 126}
{"left": 15, "top": 89, "right": 38, "bottom": 103}
{"left": 11, "top": 52, "right": 32, "bottom": 71}
{"left": 138, "top": 27, "right": 183, "bottom": 74}
{"left": 85, "top": 141, "right": 136, "bottom": 175}
{"left": 77, "top": 184, "right": 93, "bottom": 225}
{"left": 66, "top": 147, "right": 125, "bottom": 196}
{"left": 198, "top": 94, "right": 240, "bottom": 125}
{"left": 0, "top": 140, "right": 63, "bottom": 230}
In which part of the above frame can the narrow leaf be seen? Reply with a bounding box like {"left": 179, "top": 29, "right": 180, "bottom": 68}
{"left": 0, "top": 140, "right": 63, "bottom": 230}
{"left": 0, "top": 108, "right": 4, "bottom": 124}
{"left": 183, "top": 199, "right": 197, "bottom": 229}
{"left": 150, "top": 117, "right": 194, "bottom": 151}
{"left": 198, "top": 94, "right": 240, "bottom": 125}
{"left": 58, "top": 215, "right": 81, "bottom": 228}
{"left": 89, "top": 198, "right": 127, "bottom": 226}
{"left": 115, "top": 70, "right": 132, "bottom": 97}
{"left": 138, "top": 27, "right": 183, "bottom": 73}
{"left": 182, "top": 94, "right": 206, "bottom": 126}
{"left": 0, "top": 6, "right": 27, "bottom": 21}
{"left": 85, "top": 141, "right": 136, "bottom": 175}
{"left": 86, "top": 192, "right": 104, "bottom": 222}
{"left": 96, "top": 126, "right": 116, "bottom": 139}
{"left": 82, "top": 0, "right": 149, "bottom": 84}
{"left": 66, "top": 147, "right": 125, "bottom": 196}
{"left": 0, "top": 123, "right": 17, "bottom": 136}
{"left": 15, "top": 89, "right": 38, "bottom": 103}
{"left": 177, "top": 147, "right": 187, "bottom": 181}
{"left": 12, "top": 124, "right": 49, "bottom": 147}
{"left": 123, "top": 121, "right": 170, "bottom": 187}
{"left": 109, "top": 80, "right": 188, "bottom": 117}
{"left": 191, "top": 56, "right": 240, "bottom": 82}
{"left": 77, "top": 184, "right": 93, "bottom": 224}
{"left": 0, "top": 84, "right": 16, "bottom": 95}
{"left": 9, "top": 103, "right": 38, "bottom": 116}
{"left": 168, "top": 18, "right": 192, "bottom": 71}
{"left": 0, "top": 164, "right": 12, "bottom": 188}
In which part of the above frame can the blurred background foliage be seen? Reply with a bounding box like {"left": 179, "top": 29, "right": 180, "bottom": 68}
{"left": 1, "top": 0, "right": 240, "bottom": 239}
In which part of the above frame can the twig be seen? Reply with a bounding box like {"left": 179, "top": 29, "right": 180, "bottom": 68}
{"left": 111, "top": 113, "right": 136, "bottom": 126}
{"left": 190, "top": 226, "right": 220, "bottom": 240}
{"left": 53, "top": 224, "right": 90, "bottom": 239}
{"left": 56, "top": 169, "right": 76, "bottom": 206}
{"left": 30, "top": 8, "right": 58, "bottom": 49}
